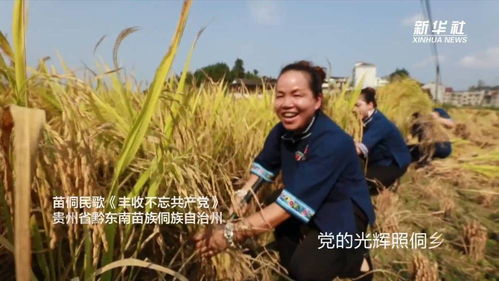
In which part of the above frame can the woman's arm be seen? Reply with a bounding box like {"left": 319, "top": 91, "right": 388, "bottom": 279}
{"left": 432, "top": 111, "right": 456, "bottom": 129}
{"left": 234, "top": 202, "right": 291, "bottom": 241}
{"left": 193, "top": 202, "right": 290, "bottom": 258}
{"left": 438, "top": 116, "right": 456, "bottom": 129}
{"left": 358, "top": 120, "right": 387, "bottom": 157}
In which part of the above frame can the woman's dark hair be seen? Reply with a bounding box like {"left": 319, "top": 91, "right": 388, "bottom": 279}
{"left": 278, "top": 60, "right": 326, "bottom": 98}
{"left": 360, "top": 87, "right": 377, "bottom": 108}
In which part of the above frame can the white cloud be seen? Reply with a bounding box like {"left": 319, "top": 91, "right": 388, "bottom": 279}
{"left": 414, "top": 55, "right": 446, "bottom": 68}
{"left": 402, "top": 13, "right": 424, "bottom": 26}
{"left": 247, "top": 1, "right": 282, "bottom": 25}
{"left": 460, "top": 47, "right": 499, "bottom": 69}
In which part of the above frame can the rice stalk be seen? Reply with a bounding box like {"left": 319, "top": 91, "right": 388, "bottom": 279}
{"left": 462, "top": 164, "right": 499, "bottom": 179}
{"left": 101, "top": 2, "right": 192, "bottom": 280}
{"left": 31, "top": 215, "right": 51, "bottom": 280}
{"left": 0, "top": 107, "right": 14, "bottom": 242}
{"left": 12, "top": 0, "right": 27, "bottom": 106}
{"left": 108, "top": 0, "right": 191, "bottom": 197}
{"left": 94, "top": 258, "right": 188, "bottom": 281}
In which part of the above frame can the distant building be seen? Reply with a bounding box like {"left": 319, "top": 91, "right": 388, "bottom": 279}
{"left": 230, "top": 78, "right": 262, "bottom": 93}
{"left": 376, "top": 77, "right": 389, "bottom": 87}
{"left": 323, "top": 76, "right": 349, "bottom": 92}
{"left": 440, "top": 88, "right": 499, "bottom": 107}
{"left": 482, "top": 90, "right": 499, "bottom": 107}
{"left": 422, "top": 82, "right": 446, "bottom": 103}
{"left": 229, "top": 77, "right": 276, "bottom": 94}
{"left": 352, "top": 62, "right": 390, "bottom": 89}
{"left": 442, "top": 87, "right": 454, "bottom": 104}
{"left": 353, "top": 62, "right": 377, "bottom": 88}
{"left": 448, "top": 90, "right": 485, "bottom": 106}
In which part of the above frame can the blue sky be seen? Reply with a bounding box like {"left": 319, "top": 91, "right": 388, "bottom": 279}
{"left": 1, "top": 0, "right": 498, "bottom": 90}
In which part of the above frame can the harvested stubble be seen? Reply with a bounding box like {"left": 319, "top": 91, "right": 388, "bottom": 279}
{"left": 373, "top": 189, "right": 401, "bottom": 234}
{"left": 411, "top": 251, "right": 439, "bottom": 281}
{"left": 462, "top": 220, "right": 487, "bottom": 262}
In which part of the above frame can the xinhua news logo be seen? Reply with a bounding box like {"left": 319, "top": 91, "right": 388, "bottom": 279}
{"left": 413, "top": 20, "right": 468, "bottom": 44}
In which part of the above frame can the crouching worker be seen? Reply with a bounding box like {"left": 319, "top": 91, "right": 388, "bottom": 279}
{"left": 193, "top": 61, "right": 376, "bottom": 281}
{"left": 408, "top": 108, "right": 455, "bottom": 168}
{"left": 354, "top": 87, "right": 411, "bottom": 194}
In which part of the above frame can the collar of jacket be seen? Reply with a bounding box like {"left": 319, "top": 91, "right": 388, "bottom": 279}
{"left": 363, "top": 109, "right": 377, "bottom": 127}
{"left": 281, "top": 111, "right": 319, "bottom": 143}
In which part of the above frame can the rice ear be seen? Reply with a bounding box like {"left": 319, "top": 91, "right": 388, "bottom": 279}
{"left": 113, "top": 26, "right": 140, "bottom": 70}
{"left": 93, "top": 34, "right": 106, "bottom": 55}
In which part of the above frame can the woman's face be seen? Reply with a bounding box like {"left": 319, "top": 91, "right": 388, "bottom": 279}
{"left": 354, "top": 96, "right": 374, "bottom": 119}
{"left": 274, "top": 70, "right": 322, "bottom": 132}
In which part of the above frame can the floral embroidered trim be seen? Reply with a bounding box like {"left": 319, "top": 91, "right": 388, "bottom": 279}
{"left": 251, "top": 162, "right": 275, "bottom": 182}
{"left": 276, "top": 189, "right": 315, "bottom": 223}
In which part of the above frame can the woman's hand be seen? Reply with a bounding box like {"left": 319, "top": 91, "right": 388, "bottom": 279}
{"left": 355, "top": 141, "right": 365, "bottom": 155}
{"left": 192, "top": 202, "right": 291, "bottom": 258}
{"left": 229, "top": 174, "right": 260, "bottom": 217}
{"left": 431, "top": 111, "right": 456, "bottom": 129}
{"left": 229, "top": 189, "right": 250, "bottom": 217}
{"left": 355, "top": 142, "right": 361, "bottom": 155}
{"left": 431, "top": 111, "right": 440, "bottom": 119}
{"left": 192, "top": 225, "right": 228, "bottom": 258}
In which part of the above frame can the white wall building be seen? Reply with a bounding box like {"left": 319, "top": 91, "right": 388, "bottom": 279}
{"left": 449, "top": 90, "right": 485, "bottom": 106}
{"left": 442, "top": 88, "right": 453, "bottom": 104}
{"left": 422, "top": 82, "right": 446, "bottom": 103}
{"left": 376, "top": 77, "right": 389, "bottom": 87}
{"left": 353, "top": 62, "right": 377, "bottom": 88}
{"left": 322, "top": 76, "right": 349, "bottom": 92}
{"left": 483, "top": 91, "right": 499, "bottom": 107}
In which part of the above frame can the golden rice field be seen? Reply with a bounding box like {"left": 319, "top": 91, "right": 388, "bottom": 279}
{"left": 0, "top": 0, "right": 498, "bottom": 280}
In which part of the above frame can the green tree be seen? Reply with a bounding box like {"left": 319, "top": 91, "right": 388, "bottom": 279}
{"left": 193, "top": 62, "right": 231, "bottom": 84}
{"left": 244, "top": 71, "right": 259, "bottom": 80}
{"left": 231, "top": 58, "right": 245, "bottom": 79}
{"left": 469, "top": 80, "right": 487, "bottom": 91}
{"left": 389, "top": 68, "right": 410, "bottom": 81}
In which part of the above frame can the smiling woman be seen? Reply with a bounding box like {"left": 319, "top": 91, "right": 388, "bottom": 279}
{"left": 194, "top": 61, "right": 376, "bottom": 281}
{"left": 274, "top": 62, "right": 324, "bottom": 131}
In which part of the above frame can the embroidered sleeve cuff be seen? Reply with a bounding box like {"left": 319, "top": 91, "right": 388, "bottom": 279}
{"left": 251, "top": 162, "right": 275, "bottom": 182}
{"left": 359, "top": 142, "right": 369, "bottom": 157}
{"left": 275, "top": 189, "right": 315, "bottom": 223}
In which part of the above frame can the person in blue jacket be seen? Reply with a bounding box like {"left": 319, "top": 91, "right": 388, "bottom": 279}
{"left": 354, "top": 87, "right": 411, "bottom": 193}
{"left": 194, "top": 61, "right": 375, "bottom": 281}
{"left": 408, "top": 107, "right": 455, "bottom": 167}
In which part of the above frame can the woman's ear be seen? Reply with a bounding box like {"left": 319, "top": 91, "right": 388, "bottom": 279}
{"left": 367, "top": 101, "right": 375, "bottom": 110}
{"left": 315, "top": 94, "right": 323, "bottom": 110}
